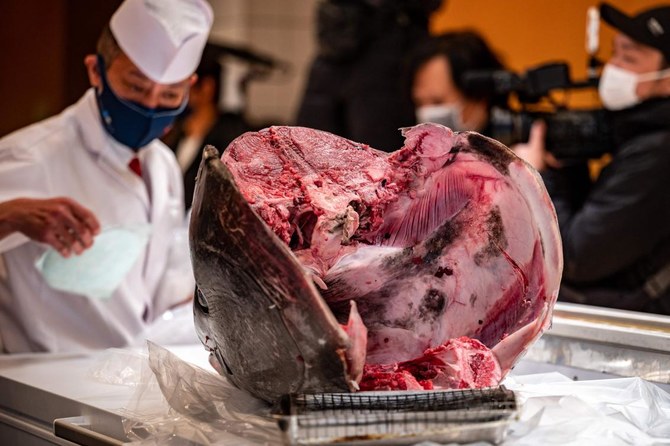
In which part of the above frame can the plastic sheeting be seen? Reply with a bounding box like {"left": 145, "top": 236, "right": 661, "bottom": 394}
{"left": 503, "top": 373, "right": 670, "bottom": 445}
{"left": 88, "top": 343, "right": 670, "bottom": 445}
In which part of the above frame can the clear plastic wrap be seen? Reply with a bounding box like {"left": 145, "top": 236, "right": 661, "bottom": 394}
{"left": 502, "top": 373, "right": 670, "bottom": 445}
{"left": 86, "top": 344, "right": 670, "bottom": 445}
{"left": 120, "top": 342, "right": 279, "bottom": 445}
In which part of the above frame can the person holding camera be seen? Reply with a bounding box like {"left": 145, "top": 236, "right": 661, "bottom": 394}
{"left": 515, "top": 3, "right": 670, "bottom": 315}
{"left": 408, "top": 30, "right": 507, "bottom": 135}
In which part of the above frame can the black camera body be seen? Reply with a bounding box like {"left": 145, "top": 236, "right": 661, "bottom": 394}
{"left": 489, "top": 107, "right": 612, "bottom": 160}
{"left": 463, "top": 62, "right": 613, "bottom": 159}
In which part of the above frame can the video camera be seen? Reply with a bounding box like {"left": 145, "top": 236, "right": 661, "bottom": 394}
{"left": 462, "top": 62, "right": 613, "bottom": 160}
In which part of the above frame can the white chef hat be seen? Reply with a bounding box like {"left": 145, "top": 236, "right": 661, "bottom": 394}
{"left": 110, "top": 0, "right": 214, "bottom": 84}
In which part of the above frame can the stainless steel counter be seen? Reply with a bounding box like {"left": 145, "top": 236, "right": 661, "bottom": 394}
{"left": 519, "top": 302, "right": 670, "bottom": 393}
{"left": 1, "top": 302, "right": 669, "bottom": 445}
{"left": 0, "top": 351, "right": 144, "bottom": 445}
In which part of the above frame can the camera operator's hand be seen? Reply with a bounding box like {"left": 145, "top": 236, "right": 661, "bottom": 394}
{"left": 512, "top": 121, "right": 561, "bottom": 172}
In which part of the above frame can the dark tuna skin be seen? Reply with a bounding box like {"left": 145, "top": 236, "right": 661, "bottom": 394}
{"left": 190, "top": 146, "right": 352, "bottom": 402}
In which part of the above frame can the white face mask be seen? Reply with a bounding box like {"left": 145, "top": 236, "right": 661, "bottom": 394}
{"left": 415, "top": 104, "right": 467, "bottom": 131}
{"left": 599, "top": 63, "right": 670, "bottom": 111}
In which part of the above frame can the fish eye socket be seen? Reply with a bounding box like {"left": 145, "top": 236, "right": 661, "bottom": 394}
{"left": 196, "top": 287, "right": 209, "bottom": 314}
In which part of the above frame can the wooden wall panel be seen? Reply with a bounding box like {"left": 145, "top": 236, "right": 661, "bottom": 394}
{"left": 0, "top": 0, "right": 121, "bottom": 137}
{"left": 0, "top": 1, "right": 66, "bottom": 137}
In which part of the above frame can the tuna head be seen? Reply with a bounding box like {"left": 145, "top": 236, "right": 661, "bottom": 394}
{"left": 190, "top": 124, "right": 563, "bottom": 402}
{"left": 190, "top": 146, "right": 359, "bottom": 402}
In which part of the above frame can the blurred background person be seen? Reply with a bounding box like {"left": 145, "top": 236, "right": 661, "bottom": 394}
{"left": 408, "top": 30, "right": 507, "bottom": 135}
{"left": 162, "top": 43, "right": 252, "bottom": 210}
{"left": 514, "top": 2, "right": 670, "bottom": 315}
{"left": 295, "top": 0, "right": 445, "bottom": 152}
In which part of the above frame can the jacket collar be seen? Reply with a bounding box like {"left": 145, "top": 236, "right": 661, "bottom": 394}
{"left": 610, "top": 97, "right": 670, "bottom": 145}
{"left": 72, "top": 89, "right": 151, "bottom": 207}
{"left": 72, "top": 89, "right": 148, "bottom": 167}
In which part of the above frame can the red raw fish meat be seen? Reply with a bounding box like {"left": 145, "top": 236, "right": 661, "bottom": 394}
{"left": 189, "top": 123, "right": 562, "bottom": 401}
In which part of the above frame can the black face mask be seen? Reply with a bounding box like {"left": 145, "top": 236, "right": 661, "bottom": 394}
{"left": 95, "top": 55, "right": 187, "bottom": 151}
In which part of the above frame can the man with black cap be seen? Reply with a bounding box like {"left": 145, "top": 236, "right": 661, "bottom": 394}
{"left": 515, "top": 3, "right": 670, "bottom": 315}
{"left": 0, "top": 0, "right": 213, "bottom": 352}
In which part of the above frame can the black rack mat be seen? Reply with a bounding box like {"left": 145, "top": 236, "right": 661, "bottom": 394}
{"left": 274, "top": 386, "right": 518, "bottom": 445}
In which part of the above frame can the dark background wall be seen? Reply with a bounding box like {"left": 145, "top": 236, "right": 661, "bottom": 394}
{"left": 1, "top": 0, "right": 663, "bottom": 139}
{"left": 0, "top": 0, "right": 121, "bottom": 137}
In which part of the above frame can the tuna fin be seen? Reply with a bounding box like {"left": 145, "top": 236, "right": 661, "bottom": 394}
{"left": 379, "top": 169, "right": 471, "bottom": 247}
{"left": 491, "top": 302, "right": 552, "bottom": 374}
{"left": 341, "top": 300, "right": 368, "bottom": 387}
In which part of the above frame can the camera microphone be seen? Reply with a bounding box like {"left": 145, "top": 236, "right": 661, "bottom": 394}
{"left": 586, "top": 6, "right": 603, "bottom": 79}
{"left": 463, "top": 63, "right": 571, "bottom": 102}
{"left": 461, "top": 70, "right": 523, "bottom": 97}
{"left": 586, "top": 6, "right": 600, "bottom": 56}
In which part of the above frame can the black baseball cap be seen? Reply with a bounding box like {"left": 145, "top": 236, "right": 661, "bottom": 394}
{"left": 600, "top": 2, "right": 670, "bottom": 62}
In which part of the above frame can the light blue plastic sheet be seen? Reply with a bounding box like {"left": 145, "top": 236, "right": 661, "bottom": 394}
{"left": 35, "top": 224, "right": 151, "bottom": 299}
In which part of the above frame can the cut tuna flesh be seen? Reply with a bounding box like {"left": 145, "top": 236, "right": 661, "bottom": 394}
{"left": 359, "top": 337, "right": 502, "bottom": 391}
{"left": 189, "top": 124, "right": 562, "bottom": 402}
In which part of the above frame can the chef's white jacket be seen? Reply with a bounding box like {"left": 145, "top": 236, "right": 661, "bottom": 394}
{"left": 0, "top": 89, "right": 195, "bottom": 353}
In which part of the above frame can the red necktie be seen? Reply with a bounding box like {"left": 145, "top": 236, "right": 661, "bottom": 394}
{"left": 128, "top": 157, "right": 142, "bottom": 178}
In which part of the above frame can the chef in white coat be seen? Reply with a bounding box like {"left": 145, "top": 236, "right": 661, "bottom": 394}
{"left": 0, "top": 0, "right": 213, "bottom": 353}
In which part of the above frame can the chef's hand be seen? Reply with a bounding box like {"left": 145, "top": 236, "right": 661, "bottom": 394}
{"left": 512, "top": 121, "right": 560, "bottom": 172}
{"left": 0, "top": 197, "right": 101, "bottom": 257}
